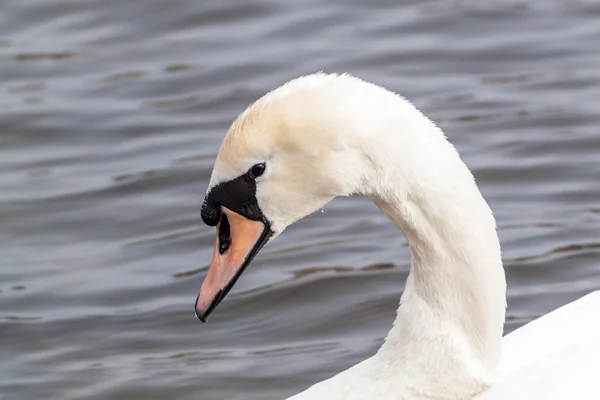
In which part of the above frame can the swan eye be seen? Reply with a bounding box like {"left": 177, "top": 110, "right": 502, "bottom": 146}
{"left": 248, "top": 162, "right": 266, "bottom": 179}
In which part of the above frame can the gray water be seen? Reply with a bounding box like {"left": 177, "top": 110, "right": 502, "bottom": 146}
{"left": 1, "top": 1, "right": 600, "bottom": 399}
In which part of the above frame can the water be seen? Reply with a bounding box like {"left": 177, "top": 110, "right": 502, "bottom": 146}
{"left": 1, "top": 1, "right": 600, "bottom": 399}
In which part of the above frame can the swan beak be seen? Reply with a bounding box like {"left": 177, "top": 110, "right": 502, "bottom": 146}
{"left": 195, "top": 206, "right": 270, "bottom": 322}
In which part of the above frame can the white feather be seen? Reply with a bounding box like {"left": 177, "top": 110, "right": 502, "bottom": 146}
{"left": 211, "top": 73, "right": 600, "bottom": 400}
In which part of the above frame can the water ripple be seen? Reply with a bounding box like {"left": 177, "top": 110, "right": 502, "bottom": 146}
{"left": 2, "top": 0, "right": 600, "bottom": 399}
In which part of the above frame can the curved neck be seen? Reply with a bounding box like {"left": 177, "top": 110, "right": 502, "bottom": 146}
{"left": 371, "top": 166, "right": 506, "bottom": 361}
{"left": 352, "top": 90, "right": 506, "bottom": 397}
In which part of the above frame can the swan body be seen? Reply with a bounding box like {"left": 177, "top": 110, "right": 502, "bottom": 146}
{"left": 474, "top": 291, "right": 600, "bottom": 399}
{"left": 289, "top": 291, "right": 600, "bottom": 400}
{"left": 198, "top": 73, "right": 600, "bottom": 400}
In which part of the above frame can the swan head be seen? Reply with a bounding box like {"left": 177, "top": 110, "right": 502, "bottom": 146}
{"left": 195, "top": 73, "right": 371, "bottom": 321}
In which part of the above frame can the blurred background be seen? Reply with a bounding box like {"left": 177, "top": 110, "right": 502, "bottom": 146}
{"left": 1, "top": 0, "right": 600, "bottom": 399}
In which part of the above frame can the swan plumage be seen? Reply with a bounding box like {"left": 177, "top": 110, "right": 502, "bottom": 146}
{"left": 198, "top": 73, "right": 599, "bottom": 400}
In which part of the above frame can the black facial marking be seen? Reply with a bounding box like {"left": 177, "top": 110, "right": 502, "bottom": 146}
{"left": 201, "top": 172, "right": 266, "bottom": 226}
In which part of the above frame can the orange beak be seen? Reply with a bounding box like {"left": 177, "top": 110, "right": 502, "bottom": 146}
{"left": 195, "top": 206, "right": 270, "bottom": 322}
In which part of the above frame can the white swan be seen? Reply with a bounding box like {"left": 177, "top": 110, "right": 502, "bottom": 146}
{"left": 195, "top": 73, "right": 600, "bottom": 400}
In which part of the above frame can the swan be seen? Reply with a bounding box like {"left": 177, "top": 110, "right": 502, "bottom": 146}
{"left": 194, "top": 73, "right": 600, "bottom": 399}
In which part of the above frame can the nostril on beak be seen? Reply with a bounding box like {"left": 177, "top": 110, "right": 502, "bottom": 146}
{"left": 218, "top": 214, "right": 231, "bottom": 254}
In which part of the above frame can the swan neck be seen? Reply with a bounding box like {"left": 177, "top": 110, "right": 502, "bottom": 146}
{"left": 355, "top": 97, "right": 506, "bottom": 396}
